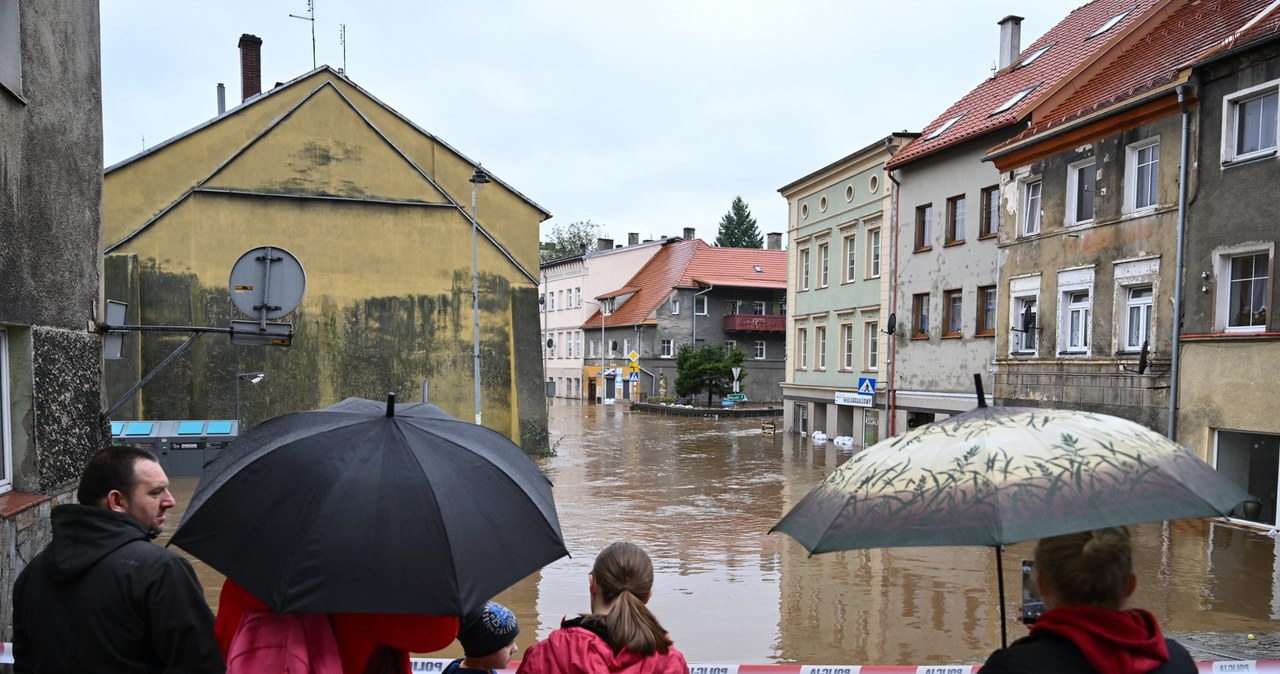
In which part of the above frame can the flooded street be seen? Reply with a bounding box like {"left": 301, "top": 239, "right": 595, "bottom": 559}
{"left": 165, "top": 398, "right": 1280, "bottom": 666}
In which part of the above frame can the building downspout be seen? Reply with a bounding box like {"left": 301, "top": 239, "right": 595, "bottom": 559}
{"left": 1168, "top": 84, "right": 1192, "bottom": 440}
{"left": 887, "top": 170, "right": 902, "bottom": 436}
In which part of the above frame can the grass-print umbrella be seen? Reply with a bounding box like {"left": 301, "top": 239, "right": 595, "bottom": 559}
{"left": 771, "top": 401, "right": 1252, "bottom": 646}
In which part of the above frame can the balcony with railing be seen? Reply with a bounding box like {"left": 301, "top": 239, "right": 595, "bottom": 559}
{"left": 723, "top": 314, "right": 785, "bottom": 332}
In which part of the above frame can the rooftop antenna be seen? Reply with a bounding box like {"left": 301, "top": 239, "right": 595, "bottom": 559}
{"left": 339, "top": 23, "right": 346, "bottom": 73}
{"left": 289, "top": 0, "right": 316, "bottom": 69}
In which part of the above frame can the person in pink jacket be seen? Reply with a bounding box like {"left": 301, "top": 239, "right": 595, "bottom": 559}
{"left": 517, "top": 542, "right": 687, "bottom": 674}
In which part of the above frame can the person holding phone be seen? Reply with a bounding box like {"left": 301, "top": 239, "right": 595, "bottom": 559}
{"left": 981, "top": 527, "right": 1195, "bottom": 674}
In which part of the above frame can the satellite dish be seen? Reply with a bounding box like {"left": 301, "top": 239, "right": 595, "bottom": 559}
{"left": 885, "top": 313, "right": 897, "bottom": 335}
{"left": 228, "top": 246, "right": 306, "bottom": 320}
{"left": 546, "top": 338, "right": 554, "bottom": 349}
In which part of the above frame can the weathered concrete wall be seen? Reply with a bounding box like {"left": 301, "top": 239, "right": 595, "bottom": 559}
{"left": 1176, "top": 340, "right": 1280, "bottom": 461}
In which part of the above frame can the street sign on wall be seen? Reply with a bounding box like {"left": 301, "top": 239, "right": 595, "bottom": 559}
{"left": 835, "top": 391, "right": 873, "bottom": 408}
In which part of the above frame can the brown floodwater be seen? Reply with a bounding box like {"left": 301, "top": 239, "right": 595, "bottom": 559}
{"left": 162, "top": 397, "right": 1280, "bottom": 666}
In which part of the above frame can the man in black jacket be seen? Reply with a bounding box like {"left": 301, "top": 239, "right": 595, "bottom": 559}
{"left": 12, "top": 445, "right": 225, "bottom": 673}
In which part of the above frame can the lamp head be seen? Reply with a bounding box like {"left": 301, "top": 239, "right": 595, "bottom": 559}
{"left": 238, "top": 371, "right": 266, "bottom": 384}
{"left": 470, "top": 165, "right": 491, "bottom": 188}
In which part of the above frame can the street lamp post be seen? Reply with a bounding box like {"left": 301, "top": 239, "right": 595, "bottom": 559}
{"left": 584, "top": 299, "right": 608, "bottom": 401}
{"left": 235, "top": 371, "right": 266, "bottom": 429}
{"left": 470, "top": 165, "right": 490, "bottom": 425}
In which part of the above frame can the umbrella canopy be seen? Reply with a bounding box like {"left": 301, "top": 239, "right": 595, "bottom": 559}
{"left": 773, "top": 406, "right": 1251, "bottom": 553}
{"left": 171, "top": 396, "right": 568, "bottom": 616}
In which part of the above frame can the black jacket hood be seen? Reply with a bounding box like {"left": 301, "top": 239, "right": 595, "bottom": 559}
{"left": 44, "top": 504, "right": 152, "bottom": 583}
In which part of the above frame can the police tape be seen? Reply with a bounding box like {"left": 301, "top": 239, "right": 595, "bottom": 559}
{"left": 1, "top": 646, "right": 1276, "bottom": 672}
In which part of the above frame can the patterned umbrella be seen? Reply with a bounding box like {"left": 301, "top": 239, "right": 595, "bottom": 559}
{"left": 771, "top": 405, "right": 1252, "bottom": 644}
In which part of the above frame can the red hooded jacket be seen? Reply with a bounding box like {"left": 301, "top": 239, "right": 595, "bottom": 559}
{"left": 980, "top": 606, "right": 1196, "bottom": 674}
{"left": 516, "top": 619, "right": 687, "bottom": 674}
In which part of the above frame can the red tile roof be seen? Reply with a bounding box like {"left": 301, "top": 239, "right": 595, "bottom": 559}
{"left": 992, "top": 0, "right": 1280, "bottom": 151}
{"left": 581, "top": 240, "right": 788, "bottom": 329}
{"left": 887, "top": 0, "right": 1164, "bottom": 170}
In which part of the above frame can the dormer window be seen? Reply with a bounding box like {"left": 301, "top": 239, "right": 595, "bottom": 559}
{"left": 1088, "top": 7, "right": 1135, "bottom": 39}
{"left": 1017, "top": 43, "right": 1054, "bottom": 68}
{"left": 991, "top": 85, "right": 1039, "bottom": 116}
{"left": 925, "top": 113, "right": 966, "bottom": 140}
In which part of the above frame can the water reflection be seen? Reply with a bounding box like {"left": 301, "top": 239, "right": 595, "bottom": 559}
{"left": 166, "top": 398, "right": 1279, "bottom": 666}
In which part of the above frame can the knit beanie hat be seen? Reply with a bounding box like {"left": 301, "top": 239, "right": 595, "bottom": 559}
{"left": 459, "top": 601, "right": 520, "bottom": 658}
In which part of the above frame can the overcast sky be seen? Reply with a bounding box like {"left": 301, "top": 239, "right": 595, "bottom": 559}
{"left": 100, "top": 1, "right": 1088, "bottom": 247}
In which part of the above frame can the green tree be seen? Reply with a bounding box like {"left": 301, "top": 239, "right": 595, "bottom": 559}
{"left": 714, "top": 196, "right": 763, "bottom": 248}
{"left": 541, "top": 220, "right": 603, "bottom": 262}
{"left": 675, "top": 343, "right": 747, "bottom": 407}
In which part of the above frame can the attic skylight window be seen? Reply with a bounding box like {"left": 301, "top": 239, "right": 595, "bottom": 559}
{"left": 991, "top": 85, "right": 1038, "bottom": 116}
{"left": 1017, "top": 43, "right": 1055, "bottom": 68}
{"left": 754, "top": 265, "right": 763, "bottom": 273}
{"left": 925, "top": 113, "right": 966, "bottom": 140}
{"left": 1088, "top": 7, "right": 1135, "bottom": 39}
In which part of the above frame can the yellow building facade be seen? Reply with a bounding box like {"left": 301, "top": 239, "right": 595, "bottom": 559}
{"left": 103, "top": 66, "right": 550, "bottom": 446}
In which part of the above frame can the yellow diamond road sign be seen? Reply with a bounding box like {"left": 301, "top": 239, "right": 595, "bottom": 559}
{"left": 628, "top": 350, "right": 639, "bottom": 361}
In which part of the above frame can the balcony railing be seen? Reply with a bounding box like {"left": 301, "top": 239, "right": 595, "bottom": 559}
{"left": 723, "top": 314, "right": 785, "bottom": 332}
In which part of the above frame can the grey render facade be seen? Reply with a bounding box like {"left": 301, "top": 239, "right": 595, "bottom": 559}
{"left": 779, "top": 133, "right": 915, "bottom": 441}
{"left": 0, "top": 0, "right": 108, "bottom": 640}
{"left": 1178, "top": 33, "right": 1280, "bottom": 526}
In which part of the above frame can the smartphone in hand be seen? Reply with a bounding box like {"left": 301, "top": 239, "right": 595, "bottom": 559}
{"left": 1020, "top": 559, "right": 1046, "bottom": 624}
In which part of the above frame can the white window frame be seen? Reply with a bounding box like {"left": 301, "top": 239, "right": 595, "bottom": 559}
{"left": 797, "top": 328, "right": 808, "bottom": 370}
{"left": 670, "top": 294, "right": 680, "bottom": 315}
{"left": 1216, "top": 245, "right": 1273, "bottom": 333}
{"left": 660, "top": 339, "right": 674, "bottom": 358}
{"left": 1065, "top": 158, "right": 1096, "bottom": 226}
{"left": 1123, "top": 286, "right": 1153, "bottom": 352}
{"left": 865, "top": 321, "right": 879, "bottom": 371}
{"left": 722, "top": 340, "right": 737, "bottom": 354}
{"left": 815, "top": 326, "right": 827, "bottom": 370}
{"left": 1022, "top": 179, "right": 1043, "bottom": 236}
{"left": 0, "top": 327, "right": 10, "bottom": 492}
{"left": 1222, "top": 79, "right": 1280, "bottom": 163}
{"left": 1010, "top": 274, "right": 1041, "bottom": 356}
{"left": 843, "top": 233, "right": 856, "bottom": 283}
{"left": 548, "top": 293, "right": 556, "bottom": 311}
{"left": 694, "top": 296, "right": 708, "bottom": 316}
{"left": 1061, "top": 290, "right": 1092, "bottom": 354}
{"left": 867, "top": 227, "right": 882, "bottom": 278}
{"left": 799, "top": 248, "right": 811, "bottom": 291}
{"left": 818, "top": 242, "right": 830, "bottom": 288}
{"left": 841, "top": 323, "right": 854, "bottom": 371}
{"left": 753, "top": 301, "right": 766, "bottom": 315}
{"left": 1125, "top": 137, "right": 1160, "bottom": 212}
{"left": 754, "top": 340, "right": 766, "bottom": 360}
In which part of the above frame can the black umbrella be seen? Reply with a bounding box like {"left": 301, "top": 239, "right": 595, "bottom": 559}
{"left": 170, "top": 394, "right": 568, "bottom": 616}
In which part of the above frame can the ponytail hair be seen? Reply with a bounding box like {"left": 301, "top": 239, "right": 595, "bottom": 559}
{"left": 589, "top": 542, "right": 672, "bottom": 656}
{"left": 1034, "top": 526, "right": 1133, "bottom": 610}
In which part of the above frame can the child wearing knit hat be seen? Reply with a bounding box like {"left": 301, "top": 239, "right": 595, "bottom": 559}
{"left": 443, "top": 601, "right": 521, "bottom": 674}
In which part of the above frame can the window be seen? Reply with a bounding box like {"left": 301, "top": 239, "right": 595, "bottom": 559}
{"left": 576, "top": 332, "right": 583, "bottom": 358}
{"left": 725, "top": 300, "right": 741, "bottom": 315}
{"left": 980, "top": 186, "right": 999, "bottom": 238}
{"left": 1089, "top": 6, "right": 1135, "bottom": 39}
{"left": 754, "top": 341, "right": 766, "bottom": 360}
{"left": 867, "top": 228, "right": 882, "bottom": 278}
{"left": 0, "top": 0, "right": 22, "bottom": 99}
{"left": 1226, "top": 251, "right": 1270, "bottom": 331}
{"left": 670, "top": 295, "right": 680, "bottom": 315}
{"left": 661, "top": 339, "right": 674, "bottom": 357}
{"left": 946, "top": 195, "right": 966, "bottom": 244}
{"left": 943, "top": 289, "right": 963, "bottom": 337}
{"left": 992, "top": 85, "right": 1038, "bottom": 115}
{"left": 1126, "top": 139, "right": 1160, "bottom": 211}
{"left": 548, "top": 293, "right": 556, "bottom": 311}
{"left": 800, "top": 248, "right": 811, "bottom": 291}
{"left": 925, "top": 113, "right": 965, "bottom": 140}
{"left": 589, "top": 339, "right": 598, "bottom": 357}
{"left": 753, "top": 301, "right": 766, "bottom": 315}
{"left": 1124, "top": 286, "right": 1153, "bottom": 351}
{"left": 694, "top": 296, "right": 708, "bottom": 315}
{"left": 797, "top": 328, "right": 808, "bottom": 369}
{"left": 1017, "top": 43, "right": 1055, "bottom": 68}
{"left": 1067, "top": 159, "right": 1096, "bottom": 225}
{"left": 912, "top": 293, "right": 930, "bottom": 339}
{"left": 843, "top": 233, "right": 856, "bottom": 283}
{"left": 818, "top": 242, "right": 830, "bottom": 288}
{"left": 0, "top": 327, "right": 10, "bottom": 491}
{"left": 1022, "top": 180, "right": 1042, "bottom": 235}
{"left": 1225, "top": 82, "right": 1279, "bottom": 162}
{"left": 841, "top": 323, "right": 854, "bottom": 370}
{"left": 1062, "top": 290, "right": 1092, "bottom": 353}
{"left": 815, "top": 326, "right": 827, "bottom": 370}
{"left": 914, "top": 204, "right": 933, "bottom": 250}
{"left": 723, "top": 340, "right": 737, "bottom": 354}
{"left": 976, "top": 285, "right": 997, "bottom": 336}
{"left": 1012, "top": 295, "right": 1038, "bottom": 354}
{"left": 865, "top": 322, "right": 879, "bottom": 371}
{"left": 574, "top": 288, "right": 581, "bottom": 308}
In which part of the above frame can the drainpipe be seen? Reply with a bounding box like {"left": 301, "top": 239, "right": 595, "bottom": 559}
{"left": 692, "top": 284, "right": 714, "bottom": 346}
{"left": 1168, "top": 84, "right": 1192, "bottom": 440}
{"left": 887, "top": 170, "right": 902, "bottom": 436}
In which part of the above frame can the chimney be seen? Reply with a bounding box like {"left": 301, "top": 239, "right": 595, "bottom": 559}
{"left": 998, "top": 16, "right": 1024, "bottom": 70}
{"left": 628, "top": 233, "right": 639, "bottom": 246}
{"left": 596, "top": 238, "right": 614, "bottom": 251}
{"left": 683, "top": 227, "right": 695, "bottom": 240}
{"left": 216, "top": 83, "right": 226, "bottom": 115}
{"left": 767, "top": 232, "right": 782, "bottom": 250}
{"left": 238, "top": 33, "right": 263, "bottom": 102}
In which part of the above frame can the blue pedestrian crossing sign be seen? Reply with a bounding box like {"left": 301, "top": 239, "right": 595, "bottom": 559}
{"left": 858, "top": 377, "right": 877, "bottom": 395}
{"left": 628, "top": 372, "right": 639, "bottom": 382}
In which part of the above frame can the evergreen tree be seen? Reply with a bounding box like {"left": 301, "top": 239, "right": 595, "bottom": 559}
{"left": 714, "top": 196, "right": 763, "bottom": 248}
{"left": 675, "top": 343, "right": 747, "bottom": 407}
{"left": 540, "top": 220, "right": 603, "bottom": 262}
